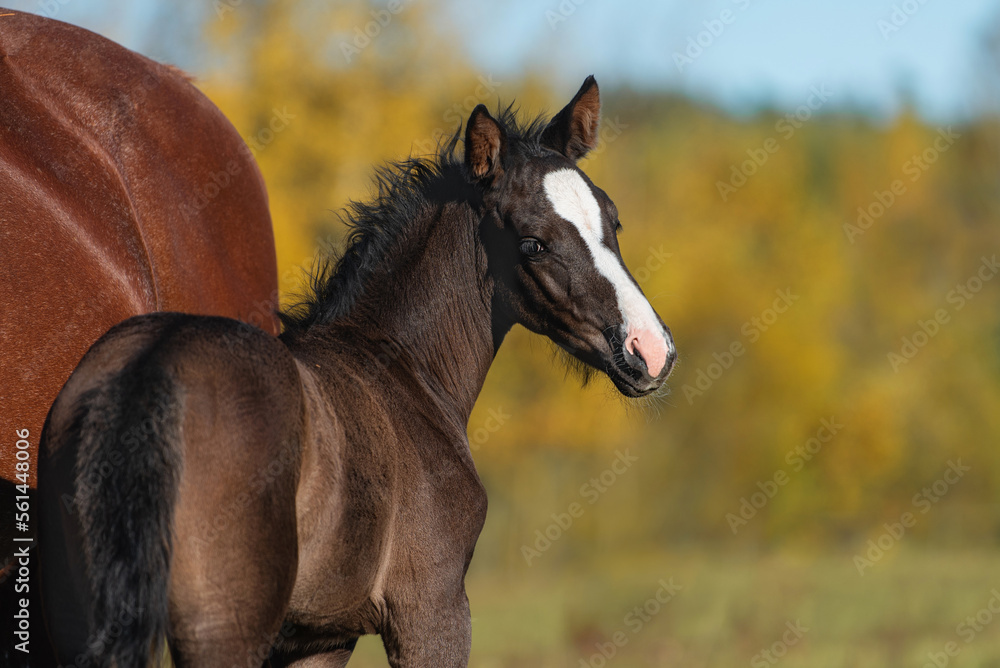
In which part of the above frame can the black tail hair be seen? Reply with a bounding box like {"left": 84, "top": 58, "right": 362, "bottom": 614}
{"left": 72, "top": 361, "right": 182, "bottom": 667}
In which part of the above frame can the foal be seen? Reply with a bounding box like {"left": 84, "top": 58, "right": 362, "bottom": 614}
{"left": 38, "top": 76, "right": 676, "bottom": 667}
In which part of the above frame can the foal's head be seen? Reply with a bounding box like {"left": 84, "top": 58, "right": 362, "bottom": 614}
{"left": 467, "top": 76, "right": 676, "bottom": 397}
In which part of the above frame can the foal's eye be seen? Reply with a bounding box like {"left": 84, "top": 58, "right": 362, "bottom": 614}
{"left": 614, "top": 220, "right": 624, "bottom": 235}
{"left": 519, "top": 238, "right": 546, "bottom": 257}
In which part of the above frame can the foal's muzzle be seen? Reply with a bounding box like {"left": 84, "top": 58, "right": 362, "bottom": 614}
{"left": 608, "top": 324, "right": 676, "bottom": 396}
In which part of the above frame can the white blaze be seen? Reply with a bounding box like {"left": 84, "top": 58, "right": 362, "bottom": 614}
{"left": 543, "top": 168, "right": 671, "bottom": 376}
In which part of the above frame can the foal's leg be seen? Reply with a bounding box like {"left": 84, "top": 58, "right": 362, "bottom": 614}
{"left": 381, "top": 585, "right": 473, "bottom": 668}
{"left": 165, "top": 438, "right": 300, "bottom": 666}
{"left": 167, "top": 493, "right": 299, "bottom": 665}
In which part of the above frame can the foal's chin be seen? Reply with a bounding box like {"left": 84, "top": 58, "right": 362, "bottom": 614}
{"left": 607, "top": 370, "right": 668, "bottom": 398}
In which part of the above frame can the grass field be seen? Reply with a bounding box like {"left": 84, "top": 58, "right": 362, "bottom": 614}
{"left": 348, "top": 548, "right": 1000, "bottom": 667}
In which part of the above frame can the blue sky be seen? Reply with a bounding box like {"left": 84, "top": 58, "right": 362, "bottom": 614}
{"left": 9, "top": 0, "right": 1000, "bottom": 120}
{"left": 446, "top": 0, "right": 1000, "bottom": 120}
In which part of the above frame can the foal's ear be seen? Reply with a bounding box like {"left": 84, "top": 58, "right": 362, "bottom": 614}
{"left": 541, "top": 75, "right": 601, "bottom": 162}
{"left": 465, "top": 105, "right": 506, "bottom": 181}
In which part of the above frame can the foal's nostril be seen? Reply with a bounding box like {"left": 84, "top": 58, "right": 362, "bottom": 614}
{"left": 619, "top": 335, "right": 651, "bottom": 382}
{"left": 626, "top": 336, "right": 648, "bottom": 371}
{"left": 625, "top": 335, "right": 640, "bottom": 359}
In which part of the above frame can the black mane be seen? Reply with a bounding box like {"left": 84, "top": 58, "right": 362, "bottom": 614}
{"left": 278, "top": 104, "right": 551, "bottom": 338}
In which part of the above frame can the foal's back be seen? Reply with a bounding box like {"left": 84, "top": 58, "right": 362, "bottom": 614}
{"left": 38, "top": 312, "right": 304, "bottom": 665}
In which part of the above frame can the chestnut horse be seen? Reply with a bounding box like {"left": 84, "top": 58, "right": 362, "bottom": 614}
{"left": 38, "top": 77, "right": 675, "bottom": 667}
{"left": 0, "top": 10, "right": 278, "bottom": 665}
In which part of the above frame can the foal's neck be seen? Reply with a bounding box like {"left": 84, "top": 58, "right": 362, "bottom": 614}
{"left": 348, "top": 201, "right": 502, "bottom": 426}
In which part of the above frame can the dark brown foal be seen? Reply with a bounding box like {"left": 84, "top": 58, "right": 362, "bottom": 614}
{"left": 37, "top": 77, "right": 675, "bottom": 667}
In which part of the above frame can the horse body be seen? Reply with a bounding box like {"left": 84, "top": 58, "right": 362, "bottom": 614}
{"left": 38, "top": 77, "right": 676, "bottom": 667}
{"left": 0, "top": 10, "right": 280, "bottom": 488}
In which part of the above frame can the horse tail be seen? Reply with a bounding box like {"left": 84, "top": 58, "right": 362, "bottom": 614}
{"left": 72, "top": 359, "right": 183, "bottom": 667}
